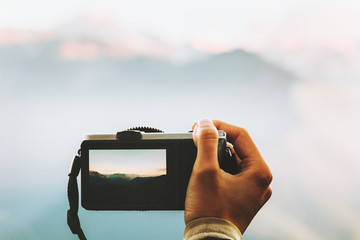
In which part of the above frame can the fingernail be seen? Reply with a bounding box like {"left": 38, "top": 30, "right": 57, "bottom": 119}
{"left": 193, "top": 123, "right": 198, "bottom": 134}
{"left": 198, "top": 118, "right": 214, "bottom": 128}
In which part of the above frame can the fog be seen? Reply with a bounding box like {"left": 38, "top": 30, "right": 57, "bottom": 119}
{"left": 1, "top": 20, "right": 359, "bottom": 239}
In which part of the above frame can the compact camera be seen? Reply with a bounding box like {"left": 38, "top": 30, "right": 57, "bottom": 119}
{"left": 78, "top": 128, "right": 238, "bottom": 211}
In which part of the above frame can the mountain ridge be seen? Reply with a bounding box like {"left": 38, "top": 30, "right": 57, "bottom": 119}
{"left": 89, "top": 170, "right": 165, "bottom": 185}
{"left": 0, "top": 41, "right": 295, "bottom": 95}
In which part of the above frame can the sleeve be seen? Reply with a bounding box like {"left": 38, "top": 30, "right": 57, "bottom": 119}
{"left": 183, "top": 217, "right": 242, "bottom": 240}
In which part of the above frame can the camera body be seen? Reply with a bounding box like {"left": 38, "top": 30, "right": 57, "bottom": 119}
{"left": 80, "top": 130, "right": 237, "bottom": 211}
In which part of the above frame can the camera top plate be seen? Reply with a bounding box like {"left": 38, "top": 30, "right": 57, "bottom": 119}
{"left": 85, "top": 130, "right": 226, "bottom": 141}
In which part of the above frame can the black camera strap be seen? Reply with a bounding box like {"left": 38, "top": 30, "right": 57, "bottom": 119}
{"left": 67, "top": 152, "right": 87, "bottom": 240}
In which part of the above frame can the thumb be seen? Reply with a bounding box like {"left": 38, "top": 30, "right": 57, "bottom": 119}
{"left": 193, "top": 119, "right": 219, "bottom": 171}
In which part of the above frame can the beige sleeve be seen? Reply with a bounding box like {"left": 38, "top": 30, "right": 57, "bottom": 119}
{"left": 183, "top": 217, "right": 242, "bottom": 240}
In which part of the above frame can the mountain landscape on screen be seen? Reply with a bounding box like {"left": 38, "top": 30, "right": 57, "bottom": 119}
{"left": 89, "top": 170, "right": 165, "bottom": 185}
{"left": 88, "top": 170, "right": 167, "bottom": 206}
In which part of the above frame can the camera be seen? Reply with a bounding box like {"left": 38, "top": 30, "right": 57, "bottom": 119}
{"left": 79, "top": 128, "right": 238, "bottom": 211}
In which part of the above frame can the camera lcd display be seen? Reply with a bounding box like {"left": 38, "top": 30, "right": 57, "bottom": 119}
{"left": 87, "top": 149, "right": 168, "bottom": 208}
{"left": 89, "top": 149, "right": 166, "bottom": 177}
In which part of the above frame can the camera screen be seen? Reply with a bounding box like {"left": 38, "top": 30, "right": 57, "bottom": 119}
{"left": 87, "top": 149, "right": 168, "bottom": 208}
{"left": 89, "top": 149, "right": 166, "bottom": 177}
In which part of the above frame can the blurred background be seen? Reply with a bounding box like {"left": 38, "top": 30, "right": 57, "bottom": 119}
{"left": 1, "top": 0, "right": 359, "bottom": 239}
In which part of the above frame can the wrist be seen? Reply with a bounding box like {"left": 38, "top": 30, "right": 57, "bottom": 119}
{"left": 184, "top": 217, "right": 242, "bottom": 240}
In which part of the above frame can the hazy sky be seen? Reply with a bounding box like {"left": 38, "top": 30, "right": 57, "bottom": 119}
{"left": 1, "top": 0, "right": 359, "bottom": 51}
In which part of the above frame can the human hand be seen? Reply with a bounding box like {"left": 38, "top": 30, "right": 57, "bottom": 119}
{"left": 184, "top": 119, "right": 272, "bottom": 234}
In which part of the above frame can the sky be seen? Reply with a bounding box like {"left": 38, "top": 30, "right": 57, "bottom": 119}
{"left": 1, "top": 0, "right": 360, "bottom": 53}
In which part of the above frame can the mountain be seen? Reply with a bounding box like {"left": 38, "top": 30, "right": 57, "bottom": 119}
{"left": 106, "top": 173, "right": 128, "bottom": 179}
{"left": 87, "top": 171, "right": 168, "bottom": 208}
{"left": 89, "top": 170, "right": 164, "bottom": 185}
{"left": 181, "top": 49, "right": 294, "bottom": 84}
{"left": 0, "top": 14, "right": 295, "bottom": 97}
{"left": 0, "top": 41, "right": 295, "bottom": 98}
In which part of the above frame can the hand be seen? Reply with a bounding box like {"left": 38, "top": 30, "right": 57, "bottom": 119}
{"left": 184, "top": 119, "right": 273, "bottom": 233}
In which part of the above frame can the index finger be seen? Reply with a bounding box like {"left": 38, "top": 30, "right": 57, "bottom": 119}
{"left": 214, "top": 120, "right": 273, "bottom": 188}
{"left": 213, "top": 120, "right": 263, "bottom": 164}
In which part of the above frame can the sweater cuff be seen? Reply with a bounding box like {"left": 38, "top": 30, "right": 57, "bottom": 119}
{"left": 183, "top": 217, "right": 242, "bottom": 240}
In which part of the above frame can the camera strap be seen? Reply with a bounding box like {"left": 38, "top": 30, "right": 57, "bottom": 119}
{"left": 67, "top": 152, "right": 87, "bottom": 240}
